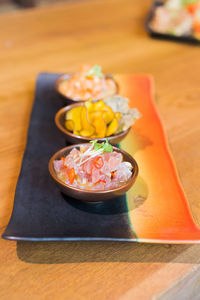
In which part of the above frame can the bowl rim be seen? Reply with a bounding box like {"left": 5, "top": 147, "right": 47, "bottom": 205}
{"left": 54, "top": 73, "right": 119, "bottom": 102}
{"left": 48, "top": 144, "right": 139, "bottom": 195}
{"left": 54, "top": 102, "right": 131, "bottom": 142}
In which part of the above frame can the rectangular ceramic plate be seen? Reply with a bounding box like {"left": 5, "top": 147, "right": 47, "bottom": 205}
{"left": 146, "top": 1, "right": 200, "bottom": 44}
{"left": 2, "top": 73, "right": 200, "bottom": 243}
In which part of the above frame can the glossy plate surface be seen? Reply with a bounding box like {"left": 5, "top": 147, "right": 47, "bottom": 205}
{"left": 2, "top": 72, "right": 200, "bottom": 243}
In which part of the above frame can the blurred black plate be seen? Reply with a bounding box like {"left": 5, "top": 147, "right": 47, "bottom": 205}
{"left": 146, "top": 1, "right": 200, "bottom": 44}
{"left": 2, "top": 73, "right": 137, "bottom": 242}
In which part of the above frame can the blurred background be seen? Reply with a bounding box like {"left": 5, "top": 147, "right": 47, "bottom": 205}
{"left": 0, "top": 0, "right": 81, "bottom": 12}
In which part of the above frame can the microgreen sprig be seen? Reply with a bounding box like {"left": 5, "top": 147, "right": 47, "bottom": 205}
{"left": 86, "top": 65, "right": 104, "bottom": 78}
{"left": 90, "top": 139, "right": 113, "bottom": 153}
{"left": 75, "top": 139, "right": 113, "bottom": 167}
{"left": 182, "top": 0, "right": 199, "bottom": 7}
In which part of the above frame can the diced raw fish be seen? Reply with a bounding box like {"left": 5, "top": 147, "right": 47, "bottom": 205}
{"left": 101, "top": 161, "right": 111, "bottom": 176}
{"left": 103, "top": 152, "right": 111, "bottom": 161}
{"left": 82, "top": 158, "right": 95, "bottom": 175}
{"left": 105, "top": 181, "right": 119, "bottom": 190}
{"left": 99, "top": 174, "right": 111, "bottom": 185}
{"left": 64, "top": 148, "right": 81, "bottom": 168}
{"left": 92, "top": 167, "right": 101, "bottom": 183}
{"left": 108, "top": 152, "right": 123, "bottom": 172}
{"left": 69, "top": 148, "right": 81, "bottom": 159}
{"left": 92, "top": 182, "right": 105, "bottom": 190}
{"left": 57, "top": 169, "right": 67, "bottom": 182}
{"left": 103, "top": 151, "right": 122, "bottom": 164}
{"left": 60, "top": 65, "right": 116, "bottom": 101}
{"left": 114, "top": 162, "right": 132, "bottom": 182}
{"left": 53, "top": 160, "right": 64, "bottom": 172}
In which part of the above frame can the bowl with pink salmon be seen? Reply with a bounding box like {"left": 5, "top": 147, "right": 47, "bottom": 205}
{"left": 48, "top": 141, "right": 138, "bottom": 202}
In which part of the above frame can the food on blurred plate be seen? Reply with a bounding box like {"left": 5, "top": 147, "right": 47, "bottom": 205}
{"left": 58, "top": 64, "right": 117, "bottom": 101}
{"left": 150, "top": 0, "right": 200, "bottom": 39}
{"left": 64, "top": 96, "right": 141, "bottom": 138}
{"left": 53, "top": 140, "right": 133, "bottom": 190}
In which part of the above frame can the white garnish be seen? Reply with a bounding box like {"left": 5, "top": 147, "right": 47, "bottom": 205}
{"left": 74, "top": 140, "right": 113, "bottom": 167}
{"left": 78, "top": 149, "right": 103, "bottom": 166}
{"left": 124, "top": 161, "right": 133, "bottom": 170}
{"left": 74, "top": 143, "right": 94, "bottom": 163}
{"left": 72, "top": 144, "right": 104, "bottom": 167}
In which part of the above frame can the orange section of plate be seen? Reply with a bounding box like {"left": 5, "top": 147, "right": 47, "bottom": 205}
{"left": 116, "top": 74, "right": 200, "bottom": 243}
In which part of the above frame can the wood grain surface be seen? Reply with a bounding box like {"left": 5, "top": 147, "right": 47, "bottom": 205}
{"left": 0, "top": 0, "right": 200, "bottom": 299}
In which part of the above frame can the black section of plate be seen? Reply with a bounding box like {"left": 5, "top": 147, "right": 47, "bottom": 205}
{"left": 2, "top": 73, "right": 136, "bottom": 242}
{"left": 146, "top": 1, "right": 200, "bottom": 45}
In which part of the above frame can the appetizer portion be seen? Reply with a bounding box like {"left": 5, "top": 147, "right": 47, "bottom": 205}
{"left": 53, "top": 140, "right": 133, "bottom": 191}
{"left": 150, "top": 0, "right": 200, "bottom": 39}
{"left": 58, "top": 64, "right": 117, "bottom": 101}
{"left": 64, "top": 96, "right": 141, "bottom": 138}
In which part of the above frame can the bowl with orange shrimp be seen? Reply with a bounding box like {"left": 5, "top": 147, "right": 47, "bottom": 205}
{"left": 55, "top": 65, "right": 118, "bottom": 103}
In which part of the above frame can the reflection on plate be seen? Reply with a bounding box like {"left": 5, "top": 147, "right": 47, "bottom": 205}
{"left": 2, "top": 73, "right": 200, "bottom": 243}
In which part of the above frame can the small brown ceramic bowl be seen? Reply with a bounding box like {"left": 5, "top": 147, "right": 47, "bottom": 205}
{"left": 55, "top": 103, "right": 131, "bottom": 145}
{"left": 48, "top": 144, "right": 138, "bottom": 203}
{"left": 55, "top": 73, "right": 119, "bottom": 104}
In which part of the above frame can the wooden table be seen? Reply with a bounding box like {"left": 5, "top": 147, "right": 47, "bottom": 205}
{"left": 1, "top": 0, "right": 200, "bottom": 299}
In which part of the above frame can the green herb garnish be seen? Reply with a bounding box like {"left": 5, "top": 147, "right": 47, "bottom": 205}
{"left": 90, "top": 139, "right": 113, "bottom": 152}
{"left": 102, "top": 139, "right": 113, "bottom": 152}
{"left": 77, "top": 139, "right": 113, "bottom": 166}
{"left": 86, "top": 65, "right": 104, "bottom": 78}
{"left": 181, "top": 0, "right": 199, "bottom": 7}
